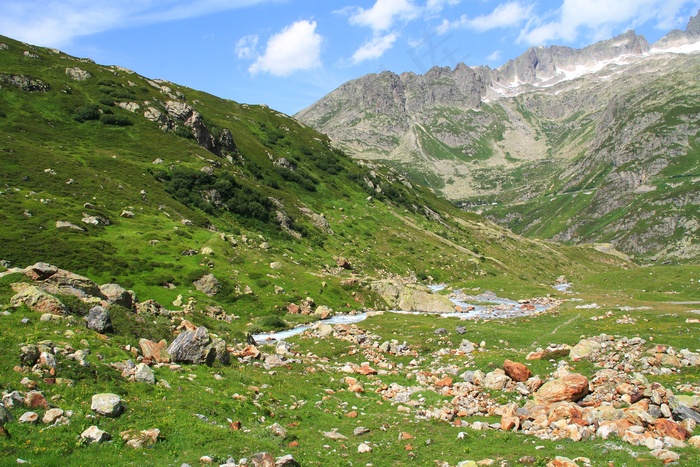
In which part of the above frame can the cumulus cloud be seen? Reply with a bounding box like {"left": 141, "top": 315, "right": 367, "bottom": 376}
{"left": 348, "top": 0, "right": 420, "bottom": 32}
{"left": 351, "top": 32, "right": 399, "bottom": 63}
{"left": 487, "top": 50, "right": 502, "bottom": 62}
{"left": 0, "top": 0, "right": 277, "bottom": 46}
{"left": 437, "top": 1, "right": 533, "bottom": 34}
{"left": 425, "top": 0, "right": 461, "bottom": 12}
{"left": 518, "top": 0, "right": 693, "bottom": 45}
{"left": 249, "top": 20, "right": 323, "bottom": 76}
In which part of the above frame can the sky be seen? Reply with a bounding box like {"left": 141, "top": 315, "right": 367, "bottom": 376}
{"left": 1, "top": 0, "right": 699, "bottom": 115}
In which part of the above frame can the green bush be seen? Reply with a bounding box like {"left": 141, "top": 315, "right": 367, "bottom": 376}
{"left": 109, "top": 305, "right": 172, "bottom": 342}
{"left": 100, "top": 114, "right": 133, "bottom": 126}
{"left": 74, "top": 104, "right": 100, "bottom": 122}
{"left": 57, "top": 294, "right": 91, "bottom": 316}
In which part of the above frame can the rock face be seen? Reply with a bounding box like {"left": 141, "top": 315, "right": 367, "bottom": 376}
{"left": 296, "top": 11, "right": 700, "bottom": 260}
{"left": 99, "top": 283, "right": 135, "bottom": 310}
{"left": 139, "top": 338, "right": 171, "bottom": 363}
{"left": 534, "top": 374, "right": 590, "bottom": 404}
{"left": 167, "top": 326, "right": 229, "bottom": 365}
{"left": 10, "top": 286, "right": 65, "bottom": 314}
{"left": 65, "top": 67, "right": 91, "bottom": 81}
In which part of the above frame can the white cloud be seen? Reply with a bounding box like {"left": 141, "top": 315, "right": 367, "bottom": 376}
{"left": 426, "top": 0, "right": 461, "bottom": 12}
{"left": 349, "top": 0, "right": 420, "bottom": 32}
{"left": 518, "top": 0, "right": 695, "bottom": 45}
{"left": 351, "top": 33, "right": 399, "bottom": 63}
{"left": 235, "top": 34, "right": 259, "bottom": 59}
{"left": 487, "top": 50, "right": 502, "bottom": 61}
{"left": 249, "top": 20, "right": 323, "bottom": 76}
{"left": 438, "top": 1, "right": 533, "bottom": 34}
{"left": 0, "top": 0, "right": 277, "bottom": 47}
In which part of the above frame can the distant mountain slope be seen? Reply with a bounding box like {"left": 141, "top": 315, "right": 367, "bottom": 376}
{"left": 0, "top": 35, "right": 621, "bottom": 328}
{"left": 296, "top": 12, "right": 700, "bottom": 262}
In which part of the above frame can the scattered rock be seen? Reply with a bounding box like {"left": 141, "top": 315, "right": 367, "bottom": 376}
{"left": 81, "top": 425, "right": 111, "bottom": 444}
{"left": 133, "top": 363, "right": 156, "bottom": 384}
{"left": 65, "top": 67, "right": 91, "bottom": 81}
{"left": 193, "top": 274, "right": 220, "bottom": 297}
{"left": 503, "top": 360, "right": 532, "bottom": 382}
{"left": 139, "top": 339, "right": 170, "bottom": 363}
{"left": 19, "top": 412, "right": 38, "bottom": 424}
{"left": 91, "top": 393, "right": 124, "bottom": 417}
{"left": 534, "top": 374, "right": 589, "bottom": 404}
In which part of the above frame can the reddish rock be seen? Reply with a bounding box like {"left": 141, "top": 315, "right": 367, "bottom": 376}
{"left": 24, "top": 391, "right": 48, "bottom": 409}
{"left": 547, "top": 402, "right": 583, "bottom": 422}
{"left": 346, "top": 411, "right": 358, "bottom": 418}
{"left": 547, "top": 457, "right": 579, "bottom": 467}
{"left": 355, "top": 364, "right": 377, "bottom": 375}
{"left": 287, "top": 303, "right": 300, "bottom": 314}
{"left": 400, "top": 432, "right": 414, "bottom": 440}
{"left": 534, "top": 374, "right": 589, "bottom": 404}
{"left": 435, "top": 376, "right": 453, "bottom": 388}
{"left": 241, "top": 345, "right": 261, "bottom": 359}
{"left": 501, "top": 416, "right": 520, "bottom": 431}
{"left": 503, "top": 360, "right": 532, "bottom": 382}
{"left": 139, "top": 339, "right": 170, "bottom": 363}
{"left": 655, "top": 418, "right": 690, "bottom": 440}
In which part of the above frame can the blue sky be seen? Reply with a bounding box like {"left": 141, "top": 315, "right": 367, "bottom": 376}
{"left": 1, "top": 0, "right": 699, "bottom": 115}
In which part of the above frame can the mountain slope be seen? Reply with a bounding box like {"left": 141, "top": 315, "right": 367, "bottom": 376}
{"left": 0, "top": 34, "right": 624, "bottom": 334}
{"left": 296, "top": 12, "right": 700, "bottom": 262}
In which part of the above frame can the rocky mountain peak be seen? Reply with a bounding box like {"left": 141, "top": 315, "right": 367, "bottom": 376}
{"left": 653, "top": 9, "right": 700, "bottom": 50}
{"left": 687, "top": 10, "right": 700, "bottom": 34}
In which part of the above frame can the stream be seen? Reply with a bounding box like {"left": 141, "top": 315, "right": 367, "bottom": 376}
{"left": 252, "top": 285, "right": 560, "bottom": 344}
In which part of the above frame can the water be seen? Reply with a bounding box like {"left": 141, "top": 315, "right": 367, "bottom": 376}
{"left": 253, "top": 286, "right": 559, "bottom": 344}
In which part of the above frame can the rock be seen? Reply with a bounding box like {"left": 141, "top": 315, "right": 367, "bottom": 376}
{"left": 193, "top": 274, "right": 220, "bottom": 297}
{"left": 134, "top": 363, "right": 156, "bottom": 384}
{"left": 121, "top": 428, "right": 160, "bottom": 448}
{"left": 354, "top": 426, "right": 370, "bottom": 436}
{"left": 19, "top": 411, "right": 39, "bottom": 423}
{"left": 24, "top": 391, "right": 48, "bottom": 409}
{"left": 121, "top": 210, "right": 135, "bottom": 218}
{"left": 100, "top": 283, "right": 135, "bottom": 309}
{"left": 358, "top": 443, "right": 372, "bottom": 453}
{"left": 139, "top": 339, "right": 171, "bottom": 363}
{"left": 65, "top": 67, "right": 91, "bottom": 80}
{"left": 650, "top": 449, "right": 680, "bottom": 463}
{"left": 503, "top": 360, "right": 532, "bottom": 382}
{"left": 314, "top": 305, "right": 333, "bottom": 319}
{"left": 10, "top": 286, "right": 65, "bottom": 314}
{"left": 270, "top": 423, "right": 287, "bottom": 438}
{"left": 655, "top": 418, "right": 690, "bottom": 440}
{"left": 0, "top": 405, "right": 12, "bottom": 427}
{"left": 459, "top": 340, "right": 476, "bottom": 353}
{"left": 323, "top": 430, "right": 348, "bottom": 440}
{"left": 81, "top": 426, "right": 111, "bottom": 444}
{"left": 547, "top": 457, "right": 579, "bottom": 467}
{"left": 570, "top": 339, "right": 602, "bottom": 360}
{"left": 534, "top": 374, "right": 589, "bottom": 404}
{"left": 434, "top": 328, "right": 448, "bottom": 336}
{"left": 483, "top": 369, "right": 510, "bottom": 390}
{"left": 167, "top": 326, "right": 228, "bottom": 365}
{"left": 19, "top": 344, "right": 40, "bottom": 366}
{"left": 251, "top": 452, "right": 275, "bottom": 467}
{"left": 55, "top": 220, "right": 84, "bottom": 231}
{"left": 91, "top": 393, "right": 124, "bottom": 417}
{"left": 85, "top": 305, "right": 113, "bottom": 333}
{"left": 275, "top": 454, "right": 300, "bottom": 467}
{"left": 689, "top": 435, "right": 700, "bottom": 448}
{"left": 38, "top": 351, "right": 56, "bottom": 369}
{"left": 42, "top": 408, "right": 64, "bottom": 424}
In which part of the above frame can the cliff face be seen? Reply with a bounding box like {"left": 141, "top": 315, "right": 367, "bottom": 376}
{"left": 296, "top": 15, "right": 700, "bottom": 261}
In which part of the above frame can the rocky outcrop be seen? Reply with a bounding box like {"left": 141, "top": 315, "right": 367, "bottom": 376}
{"left": 0, "top": 74, "right": 50, "bottom": 92}
{"left": 371, "top": 280, "right": 455, "bottom": 313}
{"left": 65, "top": 67, "right": 91, "bottom": 81}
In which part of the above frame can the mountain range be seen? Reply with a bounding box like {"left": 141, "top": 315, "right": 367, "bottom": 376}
{"left": 296, "top": 11, "right": 700, "bottom": 262}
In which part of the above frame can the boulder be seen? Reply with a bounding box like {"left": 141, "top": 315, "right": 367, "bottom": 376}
{"left": 139, "top": 339, "right": 170, "bottom": 363}
{"left": 121, "top": 428, "right": 161, "bottom": 448}
{"left": 19, "top": 412, "right": 39, "bottom": 424}
{"left": 193, "top": 274, "right": 221, "bottom": 297}
{"left": 503, "top": 360, "right": 532, "bottom": 382}
{"left": 133, "top": 363, "right": 155, "bottom": 384}
{"left": 81, "top": 426, "right": 111, "bottom": 444}
{"left": 65, "top": 67, "right": 91, "bottom": 81}
{"left": 85, "top": 305, "right": 113, "bottom": 333}
{"left": 167, "top": 326, "right": 228, "bottom": 365}
{"left": 275, "top": 455, "right": 300, "bottom": 467}
{"left": 100, "top": 283, "right": 135, "bottom": 309}
{"left": 42, "top": 408, "right": 64, "bottom": 424}
{"left": 654, "top": 418, "right": 690, "bottom": 440}
{"left": 19, "top": 344, "right": 40, "bottom": 366}
{"left": 483, "top": 369, "right": 510, "bottom": 390}
{"left": 91, "top": 393, "right": 124, "bottom": 417}
{"left": 569, "top": 339, "right": 602, "bottom": 360}
{"left": 10, "top": 286, "right": 65, "bottom": 314}
{"left": 534, "top": 374, "right": 589, "bottom": 404}
{"left": 251, "top": 452, "right": 275, "bottom": 467}
{"left": 24, "top": 391, "right": 48, "bottom": 409}
{"left": 41, "top": 268, "right": 103, "bottom": 298}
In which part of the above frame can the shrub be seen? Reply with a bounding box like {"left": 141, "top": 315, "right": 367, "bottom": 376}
{"left": 100, "top": 114, "right": 132, "bottom": 126}
{"left": 56, "top": 294, "right": 91, "bottom": 316}
{"left": 74, "top": 104, "right": 100, "bottom": 122}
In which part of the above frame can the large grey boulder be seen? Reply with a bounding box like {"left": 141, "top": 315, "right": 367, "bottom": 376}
{"left": 167, "top": 326, "right": 229, "bottom": 366}
{"left": 85, "top": 306, "right": 113, "bottom": 333}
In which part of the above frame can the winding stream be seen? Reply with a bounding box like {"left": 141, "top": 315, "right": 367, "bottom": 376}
{"left": 253, "top": 285, "right": 560, "bottom": 344}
